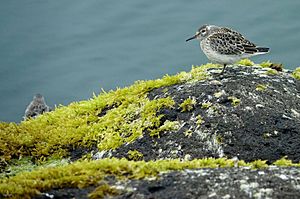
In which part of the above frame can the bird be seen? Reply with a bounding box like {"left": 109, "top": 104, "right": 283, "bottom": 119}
{"left": 24, "top": 94, "right": 52, "bottom": 120}
{"left": 186, "top": 25, "right": 270, "bottom": 74}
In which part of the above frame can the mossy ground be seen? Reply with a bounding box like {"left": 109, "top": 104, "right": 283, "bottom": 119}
{"left": 0, "top": 63, "right": 216, "bottom": 167}
{"left": 1, "top": 59, "right": 300, "bottom": 198}
{"left": 0, "top": 60, "right": 298, "bottom": 166}
{"left": 292, "top": 67, "right": 300, "bottom": 80}
{"left": 180, "top": 97, "right": 196, "bottom": 112}
{"left": 0, "top": 157, "right": 299, "bottom": 198}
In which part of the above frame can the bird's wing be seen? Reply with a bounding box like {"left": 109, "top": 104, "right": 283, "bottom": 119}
{"left": 208, "top": 28, "right": 258, "bottom": 55}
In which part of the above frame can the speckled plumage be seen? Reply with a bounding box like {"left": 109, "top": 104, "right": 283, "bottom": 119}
{"left": 186, "top": 25, "right": 270, "bottom": 73}
{"left": 24, "top": 94, "right": 52, "bottom": 119}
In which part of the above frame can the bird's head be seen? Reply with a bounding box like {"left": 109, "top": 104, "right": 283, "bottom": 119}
{"left": 186, "top": 24, "right": 219, "bottom": 42}
{"left": 33, "top": 93, "right": 45, "bottom": 102}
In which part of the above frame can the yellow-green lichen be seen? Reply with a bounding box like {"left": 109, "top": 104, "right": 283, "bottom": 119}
{"left": 255, "top": 84, "right": 268, "bottom": 91}
{"left": 292, "top": 67, "right": 300, "bottom": 80}
{"left": 1, "top": 157, "right": 299, "bottom": 198}
{"left": 237, "top": 59, "right": 254, "bottom": 66}
{"left": 228, "top": 96, "right": 240, "bottom": 106}
{"left": 201, "top": 102, "right": 212, "bottom": 109}
{"left": 127, "top": 150, "right": 143, "bottom": 161}
{"left": 180, "top": 97, "right": 196, "bottom": 112}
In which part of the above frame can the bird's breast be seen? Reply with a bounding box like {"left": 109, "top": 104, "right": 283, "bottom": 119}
{"left": 199, "top": 40, "right": 245, "bottom": 64}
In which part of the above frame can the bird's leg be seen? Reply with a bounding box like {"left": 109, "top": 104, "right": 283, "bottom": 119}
{"left": 220, "top": 64, "right": 227, "bottom": 74}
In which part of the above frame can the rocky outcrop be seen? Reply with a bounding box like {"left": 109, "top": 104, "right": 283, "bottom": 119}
{"left": 36, "top": 167, "right": 300, "bottom": 199}
{"left": 1, "top": 63, "right": 300, "bottom": 198}
{"left": 104, "top": 65, "right": 300, "bottom": 163}
{"left": 117, "top": 167, "right": 300, "bottom": 199}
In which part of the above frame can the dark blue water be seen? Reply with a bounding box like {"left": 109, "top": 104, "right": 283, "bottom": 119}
{"left": 1, "top": 1, "right": 300, "bottom": 122}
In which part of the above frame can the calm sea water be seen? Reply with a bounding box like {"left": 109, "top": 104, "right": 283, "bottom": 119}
{"left": 1, "top": 1, "right": 300, "bottom": 122}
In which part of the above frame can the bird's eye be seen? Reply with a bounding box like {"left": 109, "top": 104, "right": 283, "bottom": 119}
{"left": 201, "top": 29, "right": 206, "bottom": 33}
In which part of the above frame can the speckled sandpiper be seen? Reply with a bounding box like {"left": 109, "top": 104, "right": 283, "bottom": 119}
{"left": 24, "top": 94, "right": 52, "bottom": 119}
{"left": 186, "top": 24, "right": 270, "bottom": 74}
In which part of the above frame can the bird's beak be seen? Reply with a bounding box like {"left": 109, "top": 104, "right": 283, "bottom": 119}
{"left": 186, "top": 32, "right": 199, "bottom": 42}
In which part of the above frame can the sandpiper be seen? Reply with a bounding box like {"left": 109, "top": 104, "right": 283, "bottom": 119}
{"left": 24, "top": 94, "right": 52, "bottom": 119}
{"left": 186, "top": 25, "right": 270, "bottom": 74}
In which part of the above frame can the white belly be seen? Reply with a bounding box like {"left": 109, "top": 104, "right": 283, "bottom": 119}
{"left": 200, "top": 41, "right": 252, "bottom": 64}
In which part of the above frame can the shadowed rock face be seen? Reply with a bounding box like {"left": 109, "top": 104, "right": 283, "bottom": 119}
{"left": 107, "top": 66, "right": 300, "bottom": 163}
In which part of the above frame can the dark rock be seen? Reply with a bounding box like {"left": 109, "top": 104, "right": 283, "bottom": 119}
{"left": 116, "top": 167, "right": 300, "bottom": 199}
{"left": 35, "top": 187, "right": 94, "bottom": 199}
{"left": 106, "top": 66, "right": 300, "bottom": 163}
{"left": 26, "top": 66, "right": 300, "bottom": 199}
{"left": 35, "top": 167, "right": 300, "bottom": 199}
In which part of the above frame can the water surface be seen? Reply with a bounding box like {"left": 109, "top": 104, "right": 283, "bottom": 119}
{"left": 1, "top": 1, "right": 300, "bottom": 121}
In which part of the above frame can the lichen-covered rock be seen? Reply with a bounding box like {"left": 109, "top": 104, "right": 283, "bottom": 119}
{"left": 107, "top": 65, "right": 300, "bottom": 163}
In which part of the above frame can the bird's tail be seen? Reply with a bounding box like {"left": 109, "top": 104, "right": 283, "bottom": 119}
{"left": 256, "top": 47, "right": 270, "bottom": 54}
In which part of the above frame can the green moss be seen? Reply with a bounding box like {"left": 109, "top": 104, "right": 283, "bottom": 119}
{"left": 260, "top": 61, "right": 283, "bottom": 71}
{"left": 265, "top": 68, "right": 278, "bottom": 75}
{"left": 190, "top": 63, "right": 219, "bottom": 80}
{"left": 88, "top": 184, "right": 119, "bottom": 199}
{"left": 141, "top": 97, "right": 175, "bottom": 137}
{"left": 162, "top": 88, "right": 168, "bottom": 93}
{"left": 0, "top": 157, "right": 69, "bottom": 179}
{"left": 0, "top": 63, "right": 221, "bottom": 165}
{"left": 260, "top": 60, "right": 273, "bottom": 68}
{"left": 0, "top": 158, "right": 35, "bottom": 179}
{"left": 1, "top": 157, "right": 299, "bottom": 197}
{"left": 196, "top": 115, "right": 204, "bottom": 125}
{"left": 214, "top": 91, "right": 223, "bottom": 98}
{"left": 127, "top": 150, "right": 143, "bottom": 161}
{"left": 250, "top": 160, "right": 268, "bottom": 169}
{"left": 292, "top": 67, "right": 300, "bottom": 80}
{"left": 237, "top": 59, "right": 254, "bottom": 66}
{"left": 273, "top": 156, "right": 293, "bottom": 167}
{"left": 255, "top": 84, "right": 268, "bottom": 91}
{"left": 184, "top": 129, "right": 193, "bottom": 137}
{"left": 216, "top": 134, "right": 224, "bottom": 144}
{"left": 149, "top": 120, "right": 180, "bottom": 137}
{"left": 228, "top": 96, "right": 240, "bottom": 106}
{"left": 180, "top": 97, "right": 196, "bottom": 112}
{"left": 201, "top": 102, "right": 212, "bottom": 109}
